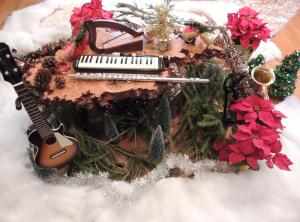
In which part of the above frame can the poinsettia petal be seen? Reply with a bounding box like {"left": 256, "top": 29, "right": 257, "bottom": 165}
{"left": 232, "top": 131, "right": 250, "bottom": 141}
{"left": 257, "top": 98, "right": 273, "bottom": 111}
{"left": 270, "top": 140, "right": 282, "bottom": 153}
{"left": 258, "top": 111, "right": 275, "bottom": 127}
{"left": 70, "top": 0, "right": 113, "bottom": 37}
{"left": 236, "top": 140, "right": 256, "bottom": 155}
{"left": 237, "top": 124, "right": 252, "bottom": 133}
{"left": 236, "top": 112, "right": 245, "bottom": 121}
{"left": 272, "top": 110, "right": 286, "bottom": 118}
{"left": 241, "top": 95, "right": 258, "bottom": 107}
{"left": 72, "top": 7, "right": 82, "bottom": 15}
{"left": 219, "top": 150, "right": 229, "bottom": 161}
{"left": 91, "top": 0, "right": 101, "bottom": 7}
{"left": 262, "top": 143, "right": 271, "bottom": 156}
{"left": 240, "top": 35, "right": 251, "bottom": 49}
{"left": 251, "top": 38, "right": 261, "bottom": 50}
{"left": 238, "top": 7, "right": 258, "bottom": 17}
{"left": 252, "top": 139, "right": 264, "bottom": 148}
{"left": 261, "top": 130, "right": 279, "bottom": 144}
{"left": 244, "top": 111, "right": 257, "bottom": 122}
{"left": 266, "top": 157, "right": 274, "bottom": 168}
{"left": 229, "top": 153, "right": 246, "bottom": 165}
{"left": 230, "top": 102, "right": 253, "bottom": 112}
{"left": 272, "top": 153, "right": 293, "bottom": 171}
{"left": 213, "top": 140, "right": 228, "bottom": 151}
{"left": 247, "top": 157, "right": 258, "bottom": 169}
{"left": 228, "top": 143, "right": 240, "bottom": 153}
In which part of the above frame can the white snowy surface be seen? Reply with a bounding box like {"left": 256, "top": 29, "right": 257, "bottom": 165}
{"left": 0, "top": 1, "right": 299, "bottom": 221}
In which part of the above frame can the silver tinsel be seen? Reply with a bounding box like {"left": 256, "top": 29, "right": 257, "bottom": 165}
{"left": 26, "top": 153, "right": 230, "bottom": 207}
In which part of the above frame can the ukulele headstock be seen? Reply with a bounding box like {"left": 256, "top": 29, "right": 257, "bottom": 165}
{"left": 0, "top": 43, "right": 22, "bottom": 85}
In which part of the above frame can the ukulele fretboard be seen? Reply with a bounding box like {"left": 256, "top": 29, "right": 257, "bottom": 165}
{"left": 14, "top": 83, "right": 53, "bottom": 138}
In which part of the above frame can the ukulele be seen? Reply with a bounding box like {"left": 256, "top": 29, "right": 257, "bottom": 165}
{"left": 0, "top": 42, "right": 78, "bottom": 169}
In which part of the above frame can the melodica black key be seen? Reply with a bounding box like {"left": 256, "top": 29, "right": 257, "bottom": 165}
{"left": 74, "top": 55, "right": 165, "bottom": 74}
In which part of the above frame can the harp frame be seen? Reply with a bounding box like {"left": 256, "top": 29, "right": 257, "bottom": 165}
{"left": 84, "top": 19, "right": 144, "bottom": 54}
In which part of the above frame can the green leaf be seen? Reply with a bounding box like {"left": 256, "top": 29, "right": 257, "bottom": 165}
{"left": 197, "top": 114, "right": 221, "bottom": 127}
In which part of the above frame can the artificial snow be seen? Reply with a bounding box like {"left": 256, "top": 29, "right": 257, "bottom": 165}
{"left": 0, "top": 0, "right": 298, "bottom": 221}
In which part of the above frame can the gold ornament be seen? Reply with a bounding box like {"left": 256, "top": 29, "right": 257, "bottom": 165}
{"left": 251, "top": 65, "right": 276, "bottom": 99}
{"left": 200, "top": 32, "right": 217, "bottom": 48}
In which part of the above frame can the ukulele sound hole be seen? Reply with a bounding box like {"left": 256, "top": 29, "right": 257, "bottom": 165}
{"left": 45, "top": 136, "right": 56, "bottom": 145}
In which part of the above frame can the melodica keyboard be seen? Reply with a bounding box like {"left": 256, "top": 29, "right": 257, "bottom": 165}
{"left": 74, "top": 55, "right": 165, "bottom": 74}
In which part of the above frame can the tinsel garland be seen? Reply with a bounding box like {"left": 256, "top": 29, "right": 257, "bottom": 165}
{"left": 28, "top": 153, "right": 230, "bottom": 207}
{"left": 269, "top": 51, "right": 300, "bottom": 98}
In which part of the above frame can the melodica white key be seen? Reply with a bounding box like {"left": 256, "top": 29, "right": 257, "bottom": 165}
{"left": 74, "top": 55, "right": 164, "bottom": 74}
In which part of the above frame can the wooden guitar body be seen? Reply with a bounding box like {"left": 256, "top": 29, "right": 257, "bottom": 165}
{"left": 28, "top": 124, "right": 78, "bottom": 169}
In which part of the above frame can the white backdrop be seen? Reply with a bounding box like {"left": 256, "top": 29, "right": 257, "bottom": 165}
{"left": 0, "top": 1, "right": 299, "bottom": 221}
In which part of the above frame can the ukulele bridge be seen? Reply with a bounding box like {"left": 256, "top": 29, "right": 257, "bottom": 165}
{"left": 50, "top": 149, "right": 67, "bottom": 159}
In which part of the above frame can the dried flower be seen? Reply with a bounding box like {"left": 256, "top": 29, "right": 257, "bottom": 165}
{"left": 55, "top": 61, "right": 71, "bottom": 75}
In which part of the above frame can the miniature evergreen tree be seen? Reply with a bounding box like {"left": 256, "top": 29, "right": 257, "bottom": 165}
{"left": 269, "top": 51, "right": 300, "bottom": 98}
{"left": 248, "top": 54, "right": 266, "bottom": 74}
{"left": 104, "top": 112, "right": 119, "bottom": 143}
{"left": 149, "top": 125, "right": 165, "bottom": 161}
{"left": 156, "top": 94, "right": 171, "bottom": 134}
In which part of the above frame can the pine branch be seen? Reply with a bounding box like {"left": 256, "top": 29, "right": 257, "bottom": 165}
{"left": 172, "top": 61, "right": 226, "bottom": 160}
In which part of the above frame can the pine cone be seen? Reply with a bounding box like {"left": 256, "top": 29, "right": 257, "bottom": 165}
{"left": 55, "top": 76, "right": 66, "bottom": 89}
{"left": 42, "top": 57, "right": 57, "bottom": 73}
{"left": 232, "top": 74, "right": 255, "bottom": 99}
{"left": 34, "top": 68, "right": 52, "bottom": 93}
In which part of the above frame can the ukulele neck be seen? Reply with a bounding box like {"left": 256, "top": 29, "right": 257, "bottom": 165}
{"left": 13, "top": 82, "right": 53, "bottom": 138}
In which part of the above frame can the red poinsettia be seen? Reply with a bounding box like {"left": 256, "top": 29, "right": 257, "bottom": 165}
{"left": 230, "top": 95, "right": 285, "bottom": 129}
{"left": 214, "top": 94, "right": 292, "bottom": 171}
{"left": 214, "top": 123, "right": 292, "bottom": 170}
{"left": 70, "top": 0, "right": 113, "bottom": 36}
{"left": 230, "top": 122, "right": 279, "bottom": 166}
{"left": 226, "top": 7, "right": 271, "bottom": 50}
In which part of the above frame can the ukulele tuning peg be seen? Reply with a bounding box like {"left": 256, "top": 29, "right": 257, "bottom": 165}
{"left": 15, "top": 97, "right": 22, "bottom": 110}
